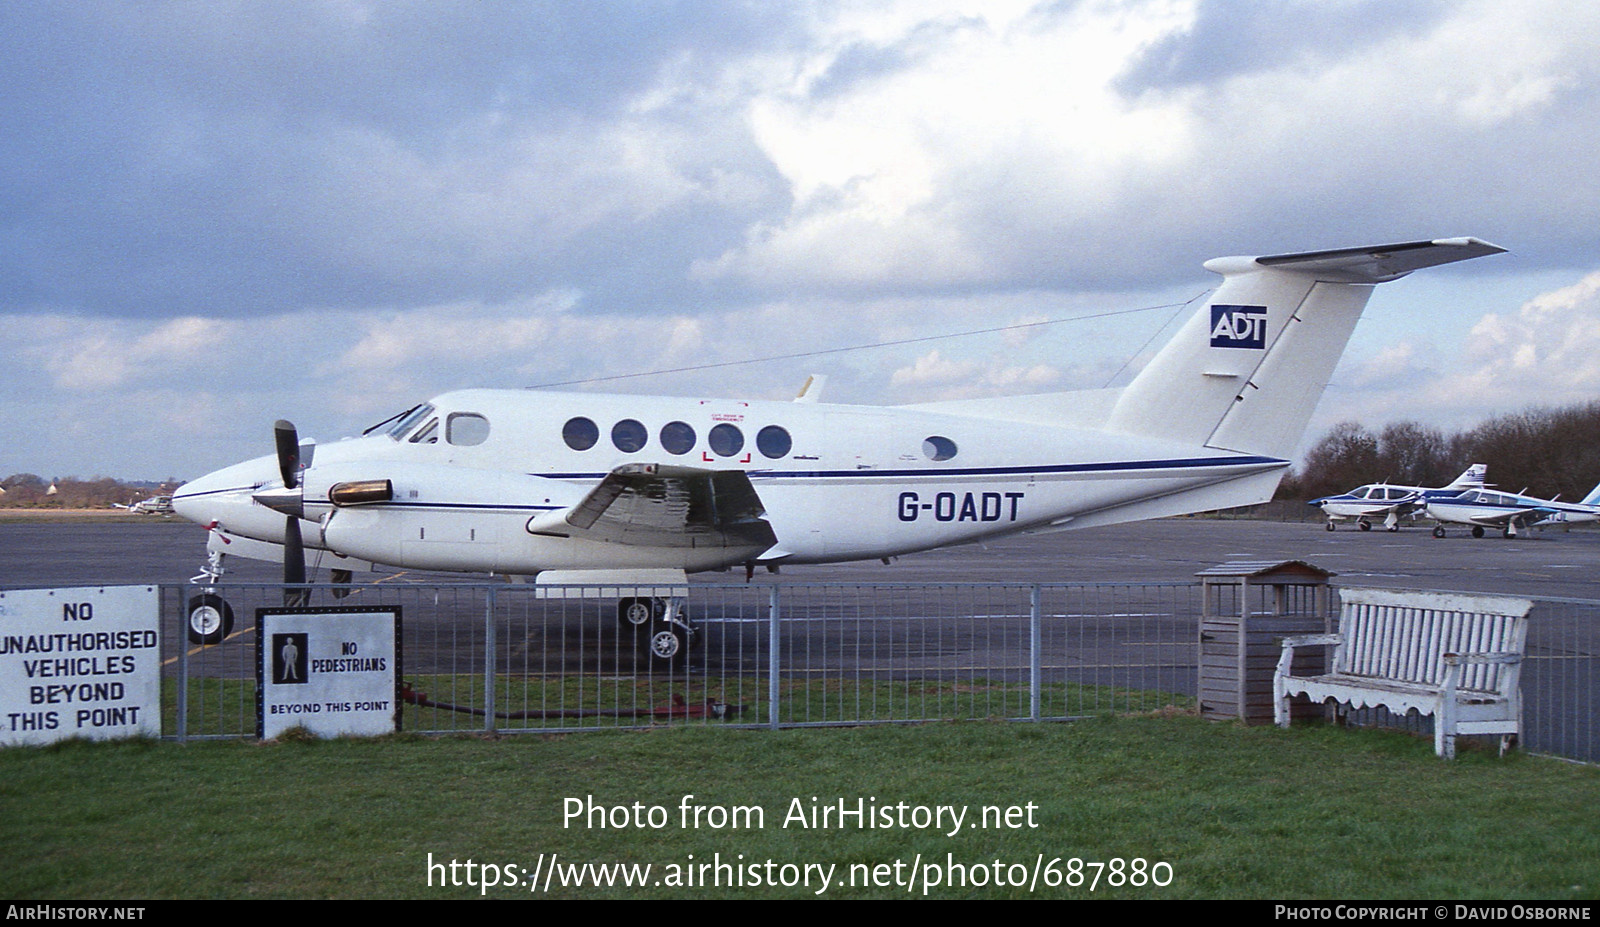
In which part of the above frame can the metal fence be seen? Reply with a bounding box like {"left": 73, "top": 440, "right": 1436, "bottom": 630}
{"left": 159, "top": 580, "right": 1599, "bottom": 764}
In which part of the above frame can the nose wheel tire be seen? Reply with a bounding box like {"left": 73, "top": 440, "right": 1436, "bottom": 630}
{"left": 186, "top": 594, "right": 234, "bottom": 645}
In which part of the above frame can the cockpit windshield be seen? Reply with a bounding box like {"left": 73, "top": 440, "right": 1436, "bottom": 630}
{"left": 363, "top": 403, "right": 436, "bottom": 441}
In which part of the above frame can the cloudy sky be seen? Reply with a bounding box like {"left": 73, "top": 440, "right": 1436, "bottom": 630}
{"left": 4, "top": 0, "right": 1599, "bottom": 481}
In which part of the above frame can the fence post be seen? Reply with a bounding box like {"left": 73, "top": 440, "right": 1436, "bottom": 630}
{"left": 175, "top": 586, "right": 188, "bottom": 743}
{"left": 484, "top": 586, "right": 497, "bottom": 735}
{"left": 769, "top": 585, "right": 781, "bottom": 731}
{"left": 1030, "top": 584, "right": 1042, "bottom": 722}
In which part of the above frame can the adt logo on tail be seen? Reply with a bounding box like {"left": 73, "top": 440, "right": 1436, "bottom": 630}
{"left": 1210, "top": 305, "right": 1268, "bottom": 349}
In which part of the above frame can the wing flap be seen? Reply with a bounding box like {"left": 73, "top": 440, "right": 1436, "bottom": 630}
{"left": 527, "top": 463, "right": 777, "bottom": 551}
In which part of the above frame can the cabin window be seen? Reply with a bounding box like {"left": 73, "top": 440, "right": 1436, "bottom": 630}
{"left": 757, "top": 425, "right": 792, "bottom": 459}
{"left": 708, "top": 423, "right": 744, "bottom": 457}
{"left": 562, "top": 417, "right": 599, "bottom": 451}
{"left": 612, "top": 419, "right": 648, "bottom": 453}
{"left": 922, "top": 435, "right": 957, "bottom": 461}
{"left": 446, "top": 413, "right": 490, "bottom": 447}
{"left": 660, "top": 421, "right": 695, "bottom": 456}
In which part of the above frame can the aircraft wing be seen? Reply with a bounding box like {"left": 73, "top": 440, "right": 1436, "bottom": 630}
{"left": 1460, "top": 506, "right": 1552, "bottom": 528}
{"left": 1337, "top": 503, "right": 1410, "bottom": 517}
{"left": 526, "top": 463, "right": 777, "bottom": 551}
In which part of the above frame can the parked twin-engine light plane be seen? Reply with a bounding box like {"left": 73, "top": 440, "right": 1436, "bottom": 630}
{"left": 172, "top": 237, "right": 1506, "bottom": 658}
{"left": 1308, "top": 463, "right": 1487, "bottom": 532}
{"left": 1425, "top": 481, "right": 1600, "bottom": 539}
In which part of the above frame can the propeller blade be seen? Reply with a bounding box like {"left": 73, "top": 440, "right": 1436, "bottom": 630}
{"left": 283, "top": 516, "right": 307, "bottom": 605}
{"left": 274, "top": 420, "right": 301, "bottom": 489}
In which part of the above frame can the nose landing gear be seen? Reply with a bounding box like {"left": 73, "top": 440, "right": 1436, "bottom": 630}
{"left": 186, "top": 593, "right": 234, "bottom": 645}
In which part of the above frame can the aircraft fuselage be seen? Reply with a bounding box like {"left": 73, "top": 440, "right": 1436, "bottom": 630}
{"left": 173, "top": 387, "right": 1284, "bottom": 575}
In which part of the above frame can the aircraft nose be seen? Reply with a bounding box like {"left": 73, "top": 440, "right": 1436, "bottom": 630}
{"left": 171, "top": 470, "right": 230, "bottom": 526}
{"left": 171, "top": 456, "right": 276, "bottom": 527}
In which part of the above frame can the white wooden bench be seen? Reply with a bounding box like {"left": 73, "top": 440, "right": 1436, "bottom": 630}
{"left": 1274, "top": 587, "right": 1533, "bottom": 758}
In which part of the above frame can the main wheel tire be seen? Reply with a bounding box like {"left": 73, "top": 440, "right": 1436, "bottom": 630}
{"left": 617, "top": 597, "right": 658, "bottom": 627}
{"left": 630, "top": 611, "right": 694, "bottom": 669}
{"left": 186, "top": 594, "right": 234, "bottom": 645}
{"left": 1358, "top": 520, "right": 1372, "bottom": 531}
{"left": 1472, "top": 526, "right": 1485, "bottom": 538}
{"left": 647, "top": 619, "right": 690, "bottom": 662}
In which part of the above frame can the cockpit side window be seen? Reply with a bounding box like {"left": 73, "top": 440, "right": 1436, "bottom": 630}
{"left": 446, "top": 412, "right": 490, "bottom": 447}
{"left": 409, "top": 418, "right": 439, "bottom": 444}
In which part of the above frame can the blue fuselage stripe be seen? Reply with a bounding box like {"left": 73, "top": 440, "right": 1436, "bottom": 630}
{"left": 534, "top": 455, "right": 1285, "bottom": 481}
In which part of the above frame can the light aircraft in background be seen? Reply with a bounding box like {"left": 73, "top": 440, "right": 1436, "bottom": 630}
{"left": 1308, "top": 463, "right": 1487, "bottom": 532}
{"left": 172, "top": 237, "right": 1505, "bottom": 659}
{"left": 1424, "top": 481, "right": 1600, "bottom": 538}
{"left": 115, "top": 494, "right": 174, "bottom": 515}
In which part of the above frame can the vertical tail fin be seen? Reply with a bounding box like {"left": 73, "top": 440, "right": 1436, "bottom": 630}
{"left": 1105, "top": 238, "right": 1505, "bottom": 459}
{"left": 1445, "top": 463, "right": 1488, "bottom": 490}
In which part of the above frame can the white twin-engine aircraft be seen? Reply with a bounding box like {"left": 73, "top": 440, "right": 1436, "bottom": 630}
{"left": 172, "top": 237, "right": 1505, "bottom": 655}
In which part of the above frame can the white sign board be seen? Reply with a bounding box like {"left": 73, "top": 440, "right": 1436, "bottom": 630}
{"left": 257, "top": 607, "right": 400, "bottom": 739}
{"left": 0, "top": 586, "right": 162, "bottom": 746}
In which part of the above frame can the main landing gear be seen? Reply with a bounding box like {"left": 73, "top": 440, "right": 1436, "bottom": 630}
{"left": 617, "top": 596, "right": 695, "bottom": 667}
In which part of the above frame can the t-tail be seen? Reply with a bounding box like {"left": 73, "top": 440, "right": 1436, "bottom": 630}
{"left": 1445, "top": 463, "right": 1488, "bottom": 491}
{"left": 1105, "top": 238, "right": 1506, "bottom": 460}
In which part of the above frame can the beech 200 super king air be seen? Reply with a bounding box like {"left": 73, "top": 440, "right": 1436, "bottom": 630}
{"left": 1308, "top": 463, "right": 1487, "bottom": 532}
{"left": 172, "top": 237, "right": 1506, "bottom": 657}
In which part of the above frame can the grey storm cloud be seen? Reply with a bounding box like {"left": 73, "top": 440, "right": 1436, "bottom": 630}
{"left": 0, "top": 2, "right": 799, "bottom": 320}
{"left": 5, "top": 0, "right": 1600, "bottom": 480}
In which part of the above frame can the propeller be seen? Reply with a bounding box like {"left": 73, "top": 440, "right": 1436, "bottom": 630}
{"left": 274, "top": 420, "right": 301, "bottom": 490}
{"left": 272, "top": 420, "right": 309, "bottom": 605}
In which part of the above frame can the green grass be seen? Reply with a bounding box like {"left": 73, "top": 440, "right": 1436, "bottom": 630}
{"left": 3, "top": 715, "right": 1596, "bottom": 899}
{"left": 169, "top": 673, "right": 1191, "bottom": 737}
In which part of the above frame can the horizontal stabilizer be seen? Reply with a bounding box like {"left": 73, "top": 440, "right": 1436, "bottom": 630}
{"left": 1246, "top": 237, "right": 1506, "bottom": 283}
